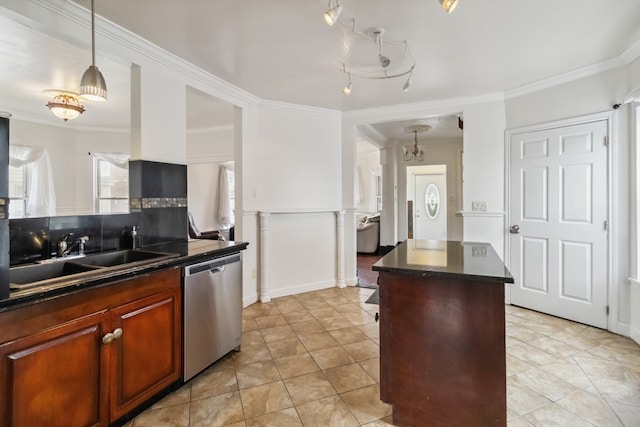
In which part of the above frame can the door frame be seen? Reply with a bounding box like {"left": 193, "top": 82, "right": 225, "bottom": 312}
{"left": 504, "top": 111, "right": 614, "bottom": 330}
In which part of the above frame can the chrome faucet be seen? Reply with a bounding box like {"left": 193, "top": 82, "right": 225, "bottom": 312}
{"left": 57, "top": 233, "right": 90, "bottom": 257}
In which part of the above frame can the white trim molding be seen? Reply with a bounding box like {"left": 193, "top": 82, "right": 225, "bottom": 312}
{"left": 630, "top": 278, "right": 640, "bottom": 344}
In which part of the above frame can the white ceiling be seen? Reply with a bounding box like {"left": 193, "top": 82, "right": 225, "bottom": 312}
{"left": 1, "top": 0, "right": 639, "bottom": 139}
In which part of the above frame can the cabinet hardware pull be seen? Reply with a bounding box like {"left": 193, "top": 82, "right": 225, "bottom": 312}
{"left": 102, "top": 328, "right": 123, "bottom": 344}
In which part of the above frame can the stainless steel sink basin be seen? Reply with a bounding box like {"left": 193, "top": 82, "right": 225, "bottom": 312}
{"left": 9, "top": 249, "right": 179, "bottom": 292}
{"left": 10, "top": 262, "right": 103, "bottom": 289}
{"left": 76, "top": 249, "right": 178, "bottom": 267}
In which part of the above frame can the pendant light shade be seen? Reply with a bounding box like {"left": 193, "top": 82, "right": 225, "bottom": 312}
{"left": 80, "top": 0, "right": 107, "bottom": 101}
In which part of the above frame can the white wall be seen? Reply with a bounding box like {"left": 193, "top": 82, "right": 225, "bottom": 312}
{"left": 356, "top": 150, "right": 380, "bottom": 214}
{"left": 504, "top": 65, "right": 632, "bottom": 334}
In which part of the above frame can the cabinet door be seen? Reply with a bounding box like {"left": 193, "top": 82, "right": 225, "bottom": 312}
{"left": 108, "top": 287, "right": 182, "bottom": 420}
{"left": 0, "top": 312, "right": 109, "bottom": 427}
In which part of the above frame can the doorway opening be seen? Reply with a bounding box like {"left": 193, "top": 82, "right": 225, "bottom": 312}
{"left": 407, "top": 165, "right": 447, "bottom": 240}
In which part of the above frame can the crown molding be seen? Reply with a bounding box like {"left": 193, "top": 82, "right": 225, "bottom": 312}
{"left": 8, "top": 109, "right": 129, "bottom": 133}
{"left": 259, "top": 99, "right": 341, "bottom": 118}
{"left": 358, "top": 124, "right": 387, "bottom": 146}
{"left": 186, "top": 124, "right": 234, "bottom": 135}
{"left": 186, "top": 153, "right": 233, "bottom": 164}
{"left": 344, "top": 92, "right": 504, "bottom": 122}
{"left": 505, "top": 39, "right": 640, "bottom": 100}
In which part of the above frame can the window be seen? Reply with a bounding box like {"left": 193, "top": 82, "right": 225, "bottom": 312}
{"left": 95, "top": 158, "right": 128, "bottom": 213}
{"left": 8, "top": 164, "right": 27, "bottom": 218}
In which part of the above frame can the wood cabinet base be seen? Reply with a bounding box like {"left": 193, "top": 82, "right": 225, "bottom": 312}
{"left": 379, "top": 272, "right": 506, "bottom": 427}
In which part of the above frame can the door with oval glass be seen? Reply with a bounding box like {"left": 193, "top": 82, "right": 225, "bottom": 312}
{"left": 414, "top": 172, "right": 447, "bottom": 240}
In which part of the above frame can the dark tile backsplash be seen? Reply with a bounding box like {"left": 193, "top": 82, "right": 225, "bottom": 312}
{"left": 10, "top": 217, "right": 49, "bottom": 265}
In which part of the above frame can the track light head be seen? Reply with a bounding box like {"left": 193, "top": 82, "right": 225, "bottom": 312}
{"left": 439, "top": 0, "right": 459, "bottom": 13}
{"left": 343, "top": 73, "right": 352, "bottom": 95}
{"left": 379, "top": 55, "right": 391, "bottom": 68}
{"left": 323, "top": 2, "right": 343, "bottom": 26}
{"left": 403, "top": 73, "right": 412, "bottom": 91}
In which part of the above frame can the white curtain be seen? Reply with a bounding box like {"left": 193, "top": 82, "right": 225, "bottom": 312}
{"left": 218, "top": 163, "right": 233, "bottom": 228}
{"left": 91, "top": 152, "right": 130, "bottom": 169}
{"left": 9, "top": 145, "right": 56, "bottom": 217}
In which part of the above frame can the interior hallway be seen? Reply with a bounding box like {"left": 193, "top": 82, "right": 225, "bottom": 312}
{"left": 125, "top": 286, "right": 640, "bottom": 427}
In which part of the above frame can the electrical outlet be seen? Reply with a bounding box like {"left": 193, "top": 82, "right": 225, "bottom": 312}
{"left": 471, "top": 201, "right": 487, "bottom": 212}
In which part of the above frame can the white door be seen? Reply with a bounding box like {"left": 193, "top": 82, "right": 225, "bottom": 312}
{"left": 414, "top": 173, "right": 446, "bottom": 240}
{"left": 509, "top": 120, "right": 608, "bottom": 328}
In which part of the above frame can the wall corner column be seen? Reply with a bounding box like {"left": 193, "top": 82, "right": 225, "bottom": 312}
{"left": 336, "top": 210, "right": 346, "bottom": 288}
{"left": 259, "top": 211, "right": 271, "bottom": 303}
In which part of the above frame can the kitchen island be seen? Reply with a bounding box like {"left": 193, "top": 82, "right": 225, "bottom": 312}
{"left": 373, "top": 239, "right": 514, "bottom": 427}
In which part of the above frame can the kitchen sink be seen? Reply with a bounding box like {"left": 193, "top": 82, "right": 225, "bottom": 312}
{"left": 10, "top": 262, "right": 103, "bottom": 289}
{"left": 76, "top": 249, "right": 178, "bottom": 267}
{"left": 9, "top": 249, "right": 179, "bottom": 292}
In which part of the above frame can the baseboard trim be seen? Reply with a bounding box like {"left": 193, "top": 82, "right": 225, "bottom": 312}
{"left": 243, "top": 294, "right": 259, "bottom": 308}
{"left": 268, "top": 280, "right": 337, "bottom": 299}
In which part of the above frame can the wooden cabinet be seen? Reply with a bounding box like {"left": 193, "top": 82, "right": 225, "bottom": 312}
{"left": 0, "top": 268, "right": 182, "bottom": 427}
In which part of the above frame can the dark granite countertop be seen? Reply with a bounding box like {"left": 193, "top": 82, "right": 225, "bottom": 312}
{"left": 0, "top": 240, "right": 249, "bottom": 312}
{"left": 373, "top": 239, "right": 513, "bottom": 283}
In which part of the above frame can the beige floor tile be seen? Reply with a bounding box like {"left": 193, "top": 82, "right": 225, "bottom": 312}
{"left": 343, "top": 311, "right": 377, "bottom": 326}
{"left": 300, "top": 298, "right": 332, "bottom": 310}
{"left": 323, "top": 295, "right": 353, "bottom": 306}
{"left": 309, "top": 307, "right": 341, "bottom": 318}
{"left": 340, "top": 384, "right": 392, "bottom": 425}
{"left": 242, "top": 317, "right": 259, "bottom": 332}
{"left": 298, "top": 331, "right": 340, "bottom": 351}
{"left": 283, "top": 371, "right": 337, "bottom": 405}
{"left": 235, "top": 360, "right": 281, "bottom": 389}
{"left": 255, "top": 314, "right": 288, "bottom": 329}
{"left": 360, "top": 418, "right": 395, "bottom": 427}
{"left": 295, "top": 395, "right": 360, "bottom": 427}
{"left": 233, "top": 342, "right": 273, "bottom": 367}
{"left": 574, "top": 355, "right": 640, "bottom": 406}
{"left": 513, "top": 367, "right": 579, "bottom": 401}
{"left": 358, "top": 323, "right": 380, "bottom": 339}
{"left": 507, "top": 378, "right": 551, "bottom": 415}
{"left": 317, "top": 315, "right": 354, "bottom": 331}
{"left": 608, "top": 402, "right": 640, "bottom": 427}
{"left": 266, "top": 337, "right": 308, "bottom": 359}
{"left": 537, "top": 358, "right": 592, "bottom": 388}
{"left": 507, "top": 417, "right": 535, "bottom": 426}
{"left": 333, "top": 302, "right": 364, "bottom": 314}
{"left": 523, "top": 402, "right": 598, "bottom": 427}
{"left": 272, "top": 295, "right": 299, "bottom": 306}
{"left": 242, "top": 330, "right": 265, "bottom": 346}
{"left": 281, "top": 309, "right": 315, "bottom": 324}
{"left": 359, "top": 357, "right": 380, "bottom": 382}
{"left": 189, "top": 391, "right": 245, "bottom": 427}
{"left": 290, "top": 319, "right": 325, "bottom": 335}
{"left": 550, "top": 329, "right": 600, "bottom": 350}
{"left": 343, "top": 339, "right": 380, "bottom": 361}
{"left": 239, "top": 381, "right": 293, "bottom": 419}
{"left": 310, "top": 345, "right": 355, "bottom": 369}
{"left": 324, "top": 362, "right": 376, "bottom": 393}
{"left": 527, "top": 336, "right": 582, "bottom": 358}
{"left": 276, "top": 301, "right": 306, "bottom": 314}
{"left": 507, "top": 342, "right": 558, "bottom": 366}
{"left": 329, "top": 326, "right": 369, "bottom": 345}
{"left": 151, "top": 383, "right": 191, "bottom": 409}
{"left": 507, "top": 354, "right": 535, "bottom": 377}
{"left": 556, "top": 387, "right": 623, "bottom": 427}
{"left": 273, "top": 352, "right": 320, "bottom": 379}
{"left": 133, "top": 402, "right": 190, "bottom": 427}
{"left": 242, "top": 303, "right": 281, "bottom": 318}
{"left": 245, "top": 407, "right": 303, "bottom": 427}
{"left": 191, "top": 367, "right": 238, "bottom": 400}
{"left": 260, "top": 325, "right": 294, "bottom": 343}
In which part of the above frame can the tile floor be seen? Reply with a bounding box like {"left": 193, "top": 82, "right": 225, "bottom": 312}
{"left": 125, "top": 286, "right": 640, "bottom": 427}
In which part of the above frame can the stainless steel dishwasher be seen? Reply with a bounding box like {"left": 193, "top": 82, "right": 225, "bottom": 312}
{"left": 183, "top": 253, "right": 242, "bottom": 381}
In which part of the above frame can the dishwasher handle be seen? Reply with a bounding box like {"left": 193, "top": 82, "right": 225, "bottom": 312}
{"left": 185, "top": 253, "right": 241, "bottom": 276}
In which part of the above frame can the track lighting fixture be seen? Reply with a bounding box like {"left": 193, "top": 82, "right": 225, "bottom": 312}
{"left": 323, "top": 0, "right": 342, "bottom": 26}
{"left": 327, "top": 2, "right": 458, "bottom": 93}
{"left": 343, "top": 73, "right": 353, "bottom": 95}
{"left": 403, "top": 72, "right": 412, "bottom": 92}
{"left": 80, "top": 0, "right": 107, "bottom": 101}
{"left": 439, "top": 0, "right": 459, "bottom": 13}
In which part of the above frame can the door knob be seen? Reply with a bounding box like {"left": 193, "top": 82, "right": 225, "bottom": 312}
{"left": 102, "top": 328, "right": 123, "bottom": 344}
{"left": 510, "top": 225, "right": 520, "bottom": 234}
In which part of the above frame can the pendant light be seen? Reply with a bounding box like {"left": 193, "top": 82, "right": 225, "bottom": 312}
{"left": 80, "top": 0, "right": 107, "bottom": 101}
{"left": 45, "top": 91, "right": 85, "bottom": 122}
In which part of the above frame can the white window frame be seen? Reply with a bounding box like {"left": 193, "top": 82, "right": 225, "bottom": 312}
{"left": 94, "top": 157, "right": 129, "bottom": 214}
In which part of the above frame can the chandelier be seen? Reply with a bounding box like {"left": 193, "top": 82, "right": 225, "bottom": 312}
{"left": 403, "top": 124, "right": 431, "bottom": 162}
{"left": 44, "top": 90, "right": 85, "bottom": 122}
